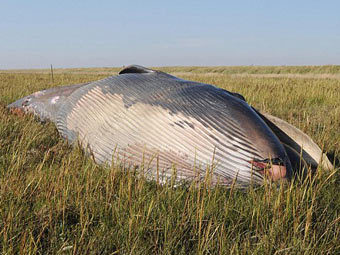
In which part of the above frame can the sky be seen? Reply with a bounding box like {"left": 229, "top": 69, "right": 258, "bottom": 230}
{"left": 1, "top": 0, "right": 339, "bottom": 69}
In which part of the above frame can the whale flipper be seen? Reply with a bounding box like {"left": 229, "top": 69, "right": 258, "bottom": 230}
{"left": 257, "top": 111, "right": 333, "bottom": 171}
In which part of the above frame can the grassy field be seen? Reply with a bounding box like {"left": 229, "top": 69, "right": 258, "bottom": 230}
{"left": 0, "top": 66, "right": 339, "bottom": 254}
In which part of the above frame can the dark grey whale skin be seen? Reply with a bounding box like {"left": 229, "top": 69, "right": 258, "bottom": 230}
{"left": 8, "top": 65, "right": 292, "bottom": 186}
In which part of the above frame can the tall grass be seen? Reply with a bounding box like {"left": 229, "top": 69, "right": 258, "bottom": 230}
{"left": 0, "top": 67, "right": 339, "bottom": 254}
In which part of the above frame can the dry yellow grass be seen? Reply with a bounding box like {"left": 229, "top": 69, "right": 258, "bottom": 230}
{"left": 0, "top": 66, "right": 339, "bottom": 254}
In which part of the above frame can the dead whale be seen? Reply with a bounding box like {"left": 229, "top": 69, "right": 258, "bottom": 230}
{"left": 7, "top": 65, "right": 333, "bottom": 186}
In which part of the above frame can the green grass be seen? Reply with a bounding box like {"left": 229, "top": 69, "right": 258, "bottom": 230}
{"left": 0, "top": 66, "right": 339, "bottom": 254}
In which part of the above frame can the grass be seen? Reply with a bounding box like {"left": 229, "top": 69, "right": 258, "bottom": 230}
{"left": 0, "top": 66, "right": 339, "bottom": 254}
{"left": 2, "top": 65, "right": 340, "bottom": 76}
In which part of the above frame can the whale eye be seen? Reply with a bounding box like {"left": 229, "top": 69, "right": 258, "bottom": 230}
{"left": 22, "top": 97, "right": 32, "bottom": 106}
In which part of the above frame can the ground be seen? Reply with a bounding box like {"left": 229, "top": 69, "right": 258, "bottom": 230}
{"left": 0, "top": 66, "right": 339, "bottom": 254}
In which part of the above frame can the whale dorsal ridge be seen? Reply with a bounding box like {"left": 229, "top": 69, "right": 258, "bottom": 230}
{"left": 119, "top": 65, "right": 155, "bottom": 75}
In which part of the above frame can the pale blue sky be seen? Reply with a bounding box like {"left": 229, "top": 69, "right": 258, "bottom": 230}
{"left": 1, "top": 0, "right": 339, "bottom": 69}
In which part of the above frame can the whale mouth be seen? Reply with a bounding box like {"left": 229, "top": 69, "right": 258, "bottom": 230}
{"left": 250, "top": 158, "right": 288, "bottom": 181}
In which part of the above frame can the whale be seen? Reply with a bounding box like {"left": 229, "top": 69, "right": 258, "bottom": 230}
{"left": 7, "top": 65, "right": 333, "bottom": 186}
